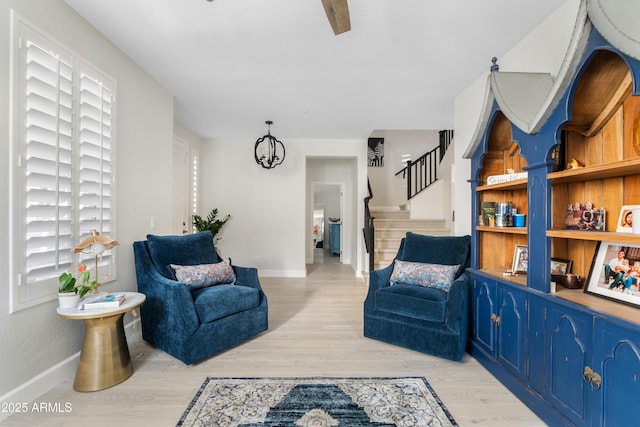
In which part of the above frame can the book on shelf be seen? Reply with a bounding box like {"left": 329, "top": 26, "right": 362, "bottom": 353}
{"left": 77, "top": 293, "right": 126, "bottom": 310}
{"left": 480, "top": 202, "right": 496, "bottom": 226}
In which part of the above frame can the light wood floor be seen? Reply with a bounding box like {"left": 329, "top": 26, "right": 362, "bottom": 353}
{"left": 3, "top": 259, "right": 545, "bottom": 426}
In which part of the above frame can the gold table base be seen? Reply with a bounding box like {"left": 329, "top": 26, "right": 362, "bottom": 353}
{"left": 74, "top": 313, "right": 133, "bottom": 392}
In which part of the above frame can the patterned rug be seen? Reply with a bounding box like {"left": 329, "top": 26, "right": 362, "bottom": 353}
{"left": 177, "top": 377, "right": 457, "bottom": 427}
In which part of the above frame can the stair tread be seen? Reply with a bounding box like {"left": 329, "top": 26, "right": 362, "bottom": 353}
{"left": 369, "top": 214, "right": 451, "bottom": 272}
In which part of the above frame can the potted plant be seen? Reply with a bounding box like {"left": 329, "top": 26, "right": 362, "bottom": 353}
{"left": 57, "top": 264, "right": 98, "bottom": 309}
{"left": 193, "top": 208, "right": 231, "bottom": 241}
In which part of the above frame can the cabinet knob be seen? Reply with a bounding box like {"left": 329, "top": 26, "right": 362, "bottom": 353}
{"left": 583, "top": 366, "right": 602, "bottom": 390}
{"left": 490, "top": 313, "right": 501, "bottom": 326}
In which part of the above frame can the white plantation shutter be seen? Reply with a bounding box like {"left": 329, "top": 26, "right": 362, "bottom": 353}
{"left": 12, "top": 18, "right": 117, "bottom": 312}
{"left": 77, "top": 69, "right": 116, "bottom": 278}
{"left": 22, "top": 28, "right": 75, "bottom": 289}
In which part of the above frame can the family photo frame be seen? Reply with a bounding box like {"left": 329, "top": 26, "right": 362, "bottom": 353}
{"left": 511, "top": 244, "right": 528, "bottom": 274}
{"left": 615, "top": 205, "right": 640, "bottom": 233}
{"left": 551, "top": 258, "right": 573, "bottom": 275}
{"left": 585, "top": 241, "right": 640, "bottom": 308}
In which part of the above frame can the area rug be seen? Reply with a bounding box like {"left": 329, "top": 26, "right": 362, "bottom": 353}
{"left": 177, "top": 377, "right": 457, "bottom": 427}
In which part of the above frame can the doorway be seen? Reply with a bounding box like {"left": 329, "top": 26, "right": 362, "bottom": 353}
{"left": 306, "top": 157, "right": 357, "bottom": 273}
{"left": 312, "top": 183, "right": 343, "bottom": 264}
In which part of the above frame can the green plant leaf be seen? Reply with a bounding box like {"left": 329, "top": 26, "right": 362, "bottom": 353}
{"left": 58, "top": 272, "right": 76, "bottom": 293}
{"left": 192, "top": 208, "right": 230, "bottom": 239}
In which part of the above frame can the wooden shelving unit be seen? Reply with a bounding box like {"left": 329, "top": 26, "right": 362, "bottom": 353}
{"left": 469, "top": 30, "right": 640, "bottom": 427}
{"left": 547, "top": 157, "right": 640, "bottom": 184}
{"left": 475, "top": 178, "right": 528, "bottom": 192}
{"left": 474, "top": 111, "right": 528, "bottom": 276}
{"left": 553, "top": 286, "right": 640, "bottom": 326}
{"left": 547, "top": 229, "right": 640, "bottom": 243}
{"left": 477, "top": 226, "right": 527, "bottom": 235}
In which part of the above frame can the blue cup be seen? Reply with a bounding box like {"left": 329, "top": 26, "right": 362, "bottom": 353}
{"left": 513, "top": 214, "right": 526, "bottom": 227}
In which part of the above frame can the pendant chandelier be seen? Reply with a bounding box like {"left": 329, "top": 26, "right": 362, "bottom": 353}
{"left": 254, "top": 120, "right": 285, "bottom": 169}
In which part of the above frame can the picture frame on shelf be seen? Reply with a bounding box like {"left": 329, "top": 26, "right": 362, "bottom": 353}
{"left": 511, "top": 244, "right": 528, "bottom": 274}
{"left": 551, "top": 258, "right": 573, "bottom": 275}
{"left": 565, "top": 202, "right": 606, "bottom": 231}
{"left": 550, "top": 137, "right": 565, "bottom": 172}
{"left": 616, "top": 205, "right": 640, "bottom": 233}
{"left": 584, "top": 241, "right": 640, "bottom": 308}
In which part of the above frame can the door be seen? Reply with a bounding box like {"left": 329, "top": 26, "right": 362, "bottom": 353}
{"left": 496, "top": 285, "right": 526, "bottom": 380}
{"left": 547, "top": 304, "right": 590, "bottom": 426}
{"left": 591, "top": 318, "right": 640, "bottom": 426}
{"left": 471, "top": 275, "right": 497, "bottom": 356}
{"left": 172, "top": 138, "right": 190, "bottom": 235}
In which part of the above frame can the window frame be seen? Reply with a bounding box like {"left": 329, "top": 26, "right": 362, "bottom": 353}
{"left": 10, "top": 14, "right": 118, "bottom": 313}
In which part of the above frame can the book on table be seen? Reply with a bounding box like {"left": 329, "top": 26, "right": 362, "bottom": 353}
{"left": 77, "top": 293, "right": 126, "bottom": 310}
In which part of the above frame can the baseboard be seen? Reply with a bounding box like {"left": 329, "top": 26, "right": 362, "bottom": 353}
{"left": 0, "top": 318, "right": 143, "bottom": 423}
{"left": 259, "top": 269, "right": 307, "bottom": 278}
{"left": 0, "top": 352, "right": 78, "bottom": 422}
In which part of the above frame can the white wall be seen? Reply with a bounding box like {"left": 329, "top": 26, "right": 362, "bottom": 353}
{"left": 200, "top": 138, "right": 367, "bottom": 277}
{"left": 0, "top": 0, "right": 174, "bottom": 402}
{"left": 175, "top": 121, "right": 205, "bottom": 155}
{"left": 453, "top": 0, "right": 581, "bottom": 236}
{"left": 367, "top": 130, "right": 440, "bottom": 208}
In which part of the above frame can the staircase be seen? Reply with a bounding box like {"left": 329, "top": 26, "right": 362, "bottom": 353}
{"left": 370, "top": 206, "right": 450, "bottom": 270}
{"left": 362, "top": 130, "right": 454, "bottom": 274}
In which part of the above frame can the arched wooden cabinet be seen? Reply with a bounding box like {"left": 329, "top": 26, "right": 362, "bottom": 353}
{"left": 467, "top": 10, "right": 640, "bottom": 426}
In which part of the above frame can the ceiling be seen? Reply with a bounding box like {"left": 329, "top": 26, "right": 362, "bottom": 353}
{"left": 64, "top": 0, "right": 566, "bottom": 140}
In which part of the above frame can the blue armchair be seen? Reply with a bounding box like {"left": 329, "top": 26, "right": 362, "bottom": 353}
{"left": 364, "top": 233, "right": 471, "bottom": 361}
{"left": 133, "top": 231, "right": 268, "bottom": 365}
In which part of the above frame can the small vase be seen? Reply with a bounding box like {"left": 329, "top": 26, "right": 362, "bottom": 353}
{"left": 58, "top": 292, "right": 80, "bottom": 309}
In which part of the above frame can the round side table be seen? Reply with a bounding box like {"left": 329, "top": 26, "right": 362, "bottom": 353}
{"left": 57, "top": 291, "right": 146, "bottom": 392}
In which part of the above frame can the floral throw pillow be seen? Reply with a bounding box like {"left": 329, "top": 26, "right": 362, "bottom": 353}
{"left": 390, "top": 260, "right": 460, "bottom": 291}
{"left": 170, "top": 260, "right": 236, "bottom": 290}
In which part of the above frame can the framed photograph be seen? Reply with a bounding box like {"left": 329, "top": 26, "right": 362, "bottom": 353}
{"left": 550, "top": 138, "right": 565, "bottom": 172}
{"left": 511, "top": 244, "right": 528, "bottom": 274}
{"left": 584, "top": 241, "right": 640, "bottom": 308}
{"left": 565, "top": 202, "right": 605, "bottom": 231}
{"left": 367, "top": 137, "right": 384, "bottom": 167}
{"left": 551, "top": 258, "right": 573, "bottom": 275}
{"left": 616, "top": 205, "right": 640, "bottom": 233}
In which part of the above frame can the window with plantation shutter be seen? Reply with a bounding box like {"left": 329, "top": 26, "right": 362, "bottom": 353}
{"left": 11, "top": 16, "right": 117, "bottom": 312}
{"left": 76, "top": 68, "right": 116, "bottom": 280}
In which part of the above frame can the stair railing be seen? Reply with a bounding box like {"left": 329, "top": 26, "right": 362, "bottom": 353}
{"left": 363, "top": 179, "right": 375, "bottom": 272}
{"left": 395, "top": 130, "right": 453, "bottom": 200}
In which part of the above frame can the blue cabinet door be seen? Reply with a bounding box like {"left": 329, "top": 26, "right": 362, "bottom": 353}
{"left": 527, "top": 295, "right": 546, "bottom": 395}
{"left": 547, "top": 304, "right": 591, "bottom": 426}
{"left": 497, "top": 285, "right": 527, "bottom": 381}
{"left": 471, "top": 275, "right": 497, "bottom": 356}
{"left": 591, "top": 318, "right": 640, "bottom": 426}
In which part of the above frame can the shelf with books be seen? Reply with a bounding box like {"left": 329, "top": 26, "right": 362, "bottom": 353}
{"left": 473, "top": 111, "right": 528, "bottom": 275}
{"left": 468, "top": 23, "right": 640, "bottom": 427}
